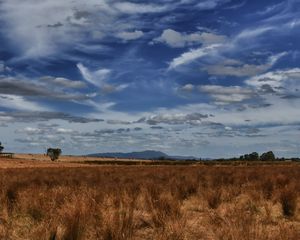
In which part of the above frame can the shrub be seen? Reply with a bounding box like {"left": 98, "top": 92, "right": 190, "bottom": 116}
{"left": 6, "top": 186, "right": 18, "bottom": 213}
{"left": 147, "top": 192, "right": 182, "bottom": 228}
{"left": 64, "top": 210, "right": 85, "bottom": 240}
{"left": 280, "top": 187, "right": 297, "bottom": 217}
{"left": 102, "top": 193, "right": 136, "bottom": 240}
{"left": 206, "top": 189, "right": 222, "bottom": 209}
{"left": 261, "top": 180, "right": 274, "bottom": 200}
{"left": 28, "top": 207, "right": 43, "bottom": 222}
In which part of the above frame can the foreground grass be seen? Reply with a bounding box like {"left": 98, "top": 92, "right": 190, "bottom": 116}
{"left": 0, "top": 164, "right": 299, "bottom": 239}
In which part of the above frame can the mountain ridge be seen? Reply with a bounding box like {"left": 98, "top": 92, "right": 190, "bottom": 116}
{"left": 87, "top": 150, "right": 197, "bottom": 160}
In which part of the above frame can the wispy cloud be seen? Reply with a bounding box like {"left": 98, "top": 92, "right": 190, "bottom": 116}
{"left": 204, "top": 52, "right": 287, "bottom": 77}
{"left": 77, "top": 63, "right": 128, "bottom": 93}
{"left": 0, "top": 76, "right": 93, "bottom": 101}
{"left": 0, "top": 111, "right": 103, "bottom": 123}
{"left": 77, "top": 63, "right": 111, "bottom": 88}
{"left": 198, "top": 85, "right": 256, "bottom": 104}
{"left": 168, "top": 44, "right": 221, "bottom": 69}
{"left": 138, "top": 112, "right": 209, "bottom": 125}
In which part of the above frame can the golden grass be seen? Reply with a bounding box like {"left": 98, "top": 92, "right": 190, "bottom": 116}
{"left": 0, "top": 160, "right": 299, "bottom": 239}
{"left": 13, "top": 154, "right": 150, "bottom": 163}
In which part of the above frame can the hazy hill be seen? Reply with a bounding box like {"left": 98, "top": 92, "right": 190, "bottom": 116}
{"left": 87, "top": 150, "right": 196, "bottom": 160}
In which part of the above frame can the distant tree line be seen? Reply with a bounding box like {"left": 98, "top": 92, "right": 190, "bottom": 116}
{"left": 239, "top": 151, "right": 275, "bottom": 161}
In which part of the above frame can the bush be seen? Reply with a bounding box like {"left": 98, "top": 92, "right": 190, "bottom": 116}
{"left": 280, "top": 187, "right": 297, "bottom": 217}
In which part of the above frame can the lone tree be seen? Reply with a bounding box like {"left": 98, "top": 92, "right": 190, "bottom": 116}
{"left": 47, "top": 148, "right": 62, "bottom": 161}
{"left": 0, "top": 142, "right": 4, "bottom": 153}
{"left": 260, "top": 151, "right": 275, "bottom": 161}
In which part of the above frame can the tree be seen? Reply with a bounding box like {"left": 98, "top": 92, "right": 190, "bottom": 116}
{"left": 260, "top": 151, "right": 275, "bottom": 161}
{"left": 240, "top": 152, "right": 259, "bottom": 161}
{"left": 0, "top": 142, "right": 4, "bottom": 153}
{"left": 47, "top": 148, "right": 62, "bottom": 161}
{"left": 249, "top": 152, "right": 259, "bottom": 161}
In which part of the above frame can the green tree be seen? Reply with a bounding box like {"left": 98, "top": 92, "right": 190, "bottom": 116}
{"left": 0, "top": 142, "right": 4, "bottom": 153}
{"left": 249, "top": 152, "right": 259, "bottom": 161}
{"left": 47, "top": 148, "right": 62, "bottom": 161}
{"left": 260, "top": 151, "right": 275, "bottom": 161}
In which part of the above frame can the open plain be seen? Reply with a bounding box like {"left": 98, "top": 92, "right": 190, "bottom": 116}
{"left": 0, "top": 155, "right": 299, "bottom": 239}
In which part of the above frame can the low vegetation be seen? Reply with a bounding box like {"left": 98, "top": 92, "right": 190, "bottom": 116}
{"left": 0, "top": 164, "right": 299, "bottom": 239}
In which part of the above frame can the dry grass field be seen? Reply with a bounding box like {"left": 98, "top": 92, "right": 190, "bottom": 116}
{"left": 0, "top": 156, "right": 299, "bottom": 239}
{"left": 14, "top": 154, "right": 147, "bottom": 163}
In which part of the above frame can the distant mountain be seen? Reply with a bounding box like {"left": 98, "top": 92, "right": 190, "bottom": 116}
{"left": 87, "top": 150, "right": 197, "bottom": 160}
{"left": 88, "top": 150, "right": 168, "bottom": 159}
{"left": 169, "top": 155, "right": 198, "bottom": 160}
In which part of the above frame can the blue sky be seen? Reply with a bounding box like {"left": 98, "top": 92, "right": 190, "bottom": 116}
{"left": 0, "top": 0, "right": 300, "bottom": 158}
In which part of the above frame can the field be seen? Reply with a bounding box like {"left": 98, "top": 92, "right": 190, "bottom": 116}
{"left": 0, "top": 156, "right": 299, "bottom": 239}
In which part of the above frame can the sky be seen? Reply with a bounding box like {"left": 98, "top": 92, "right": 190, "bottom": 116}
{"left": 0, "top": 0, "right": 300, "bottom": 158}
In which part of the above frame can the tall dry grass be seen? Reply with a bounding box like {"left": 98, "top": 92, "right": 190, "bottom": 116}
{"left": 0, "top": 164, "right": 299, "bottom": 239}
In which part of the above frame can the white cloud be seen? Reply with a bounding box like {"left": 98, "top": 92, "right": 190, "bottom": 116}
{"left": 0, "top": 0, "right": 156, "bottom": 59}
{"left": 214, "top": 98, "right": 300, "bottom": 127}
{"left": 0, "top": 0, "right": 77, "bottom": 58}
{"left": 167, "top": 23, "right": 286, "bottom": 71}
{"left": 199, "top": 85, "right": 255, "bottom": 104}
{"left": 155, "top": 29, "right": 185, "bottom": 47}
{"left": 40, "top": 76, "right": 86, "bottom": 89}
{"left": 0, "top": 94, "right": 47, "bottom": 111}
{"left": 179, "top": 0, "right": 228, "bottom": 10}
{"left": 236, "top": 26, "right": 274, "bottom": 40}
{"left": 116, "top": 30, "right": 144, "bottom": 41}
{"left": 0, "top": 76, "right": 93, "bottom": 101}
{"left": 140, "top": 112, "right": 209, "bottom": 125}
{"left": 101, "top": 84, "right": 129, "bottom": 94}
{"left": 0, "top": 62, "right": 12, "bottom": 72}
{"left": 77, "top": 63, "right": 129, "bottom": 94}
{"left": 168, "top": 44, "right": 220, "bottom": 69}
{"left": 113, "top": 2, "right": 168, "bottom": 14}
{"left": 256, "top": 2, "right": 284, "bottom": 16}
{"left": 205, "top": 52, "right": 287, "bottom": 77}
{"left": 196, "top": 0, "right": 219, "bottom": 9}
{"left": 154, "top": 29, "right": 226, "bottom": 48}
{"left": 15, "top": 127, "right": 44, "bottom": 134}
{"left": 77, "top": 63, "right": 111, "bottom": 88}
{"left": 246, "top": 68, "right": 300, "bottom": 93}
{"left": 56, "top": 128, "right": 76, "bottom": 134}
{"left": 150, "top": 97, "right": 300, "bottom": 128}
{"left": 181, "top": 84, "right": 195, "bottom": 91}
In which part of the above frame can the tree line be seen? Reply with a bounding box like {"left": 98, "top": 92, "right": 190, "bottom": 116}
{"left": 239, "top": 151, "right": 276, "bottom": 161}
